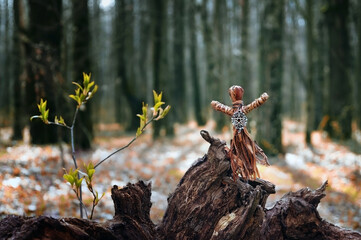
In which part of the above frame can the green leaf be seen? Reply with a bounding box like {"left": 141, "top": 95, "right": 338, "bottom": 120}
{"left": 43, "top": 109, "right": 49, "bottom": 122}
{"left": 88, "top": 81, "right": 94, "bottom": 89}
{"left": 72, "top": 82, "right": 83, "bottom": 91}
{"left": 41, "top": 99, "right": 47, "bottom": 112}
{"left": 142, "top": 102, "right": 148, "bottom": 115}
{"left": 82, "top": 88, "right": 88, "bottom": 97}
{"left": 83, "top": 73, "right": 91, "bottom": 86}
{"left": 137, "top": 114, "right": 145, "bottom": 121}
{"left": 75, "top": 177, "right": 84, "bottom": 189}
{"left": 59, "top": 116, "right": 66, "bottom": 125}
{"left": 153, "top": 101, "right": 165, "bottom": 114}
{"left": 95, "top": 191, "right": 105, "bottom": 205}
{"left": 86, "top": 162, "right": 95, "bottom": 170}
{"left": 92, "top": 85, "right": 98, "bottom": 95}
{"left": 153, "top": 90, "right": 162, "bottom": 105}
{"left": 136, "top": 127, "right": 142, "bottom": 137}
{"left": 69, "top": 94, "right": 78, "bottom": 102}
{"left": 87, "top": 169, "right": 95, "bottom": 180}
{"left": 159, "top": 105, "right": 171, "bottom": 119}
{"left": 63, "top": 174, "right": 75, "bottom": 186}
{"left": 85, "top": 84, "right": 98, "bottom": 101}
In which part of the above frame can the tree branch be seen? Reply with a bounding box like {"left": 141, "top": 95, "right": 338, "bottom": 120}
{"left": 94, "top": 117, "right": 155, "bottom": 169}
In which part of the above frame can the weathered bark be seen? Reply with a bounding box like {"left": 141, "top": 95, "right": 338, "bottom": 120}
{"left": 108, "top": 182, "right": 158, "bottom": 239}
{"left": 261, "top": 181, "right": 361, "bottom": 240}
{"left": 0, "top": 181, "right": 156, "bottom": 240}
{"left": 1, "top": 131, "right": 360, "bottom": 239}
{"left": 161, "top": 130, "right": 275, "bottom": 240}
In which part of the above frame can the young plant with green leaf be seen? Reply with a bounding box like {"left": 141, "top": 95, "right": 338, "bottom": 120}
{"left": 31, "top": 73, "right": 170, "bottom": 219}
{"left": 93, "top": 90, "right": 171, "bottom": 169}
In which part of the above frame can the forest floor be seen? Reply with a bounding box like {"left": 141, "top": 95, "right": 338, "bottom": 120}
{"left": 0, "top": 120, "right": 360, "bottom": 232}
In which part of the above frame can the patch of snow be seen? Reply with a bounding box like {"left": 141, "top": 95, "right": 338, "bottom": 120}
{"left": 2, "top": 177, "right": 21, "bottom": 188}
{"left": 28, "top": 204, "right": 37, "bottom": 212}
{"left": 285, "top": 153, "right": 307, "bottom": 170}
{"left": 111, "top": 180, "right": 126, "bottom": 187}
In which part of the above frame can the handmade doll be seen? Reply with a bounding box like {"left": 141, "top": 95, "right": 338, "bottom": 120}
{"left": 211, "top": 85, "right": 269, "bottom": 181}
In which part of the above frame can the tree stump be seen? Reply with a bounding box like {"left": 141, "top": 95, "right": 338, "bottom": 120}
{"left": 1, "top": 131, "right": 360, "bottom": 240}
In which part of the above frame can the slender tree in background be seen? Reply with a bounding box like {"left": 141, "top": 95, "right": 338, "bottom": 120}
{"left": 356, "top": 0, "right": 361, "bottom": 130}
{"left": 114, "top": 0, "right": 142, "bottom": 131}
{"left": 213, "top": 0, "right": 228, "bottom": 131}
{"left": 151, "top": 0, "right": 172, "bottom": 138}
{"left": 201, "top": 0, "right": 215, "bottom": 110}
{"left": 190, "top": 1, "right": 206, "bottom": 126}
{"left": 257, "top": 0, "right": 284, "bottom": 154}
{"left": 138, "top": 1, "right": 152, "bottom": 105}
{"left": 323, "top": 0, "right": 352, "bottom": 140}
{"left": 172, "top": 0, "right": 186, "bottom": 124}
{"left": 287, "top": 1, "right": 304, "bottom": 121}
{"left": 2, "top": 0, "right": 11, "bottom": 121}
{"left": 25, "top": 0, "right": 62, "bottom": 144}
{"left": 90, "top": 0, "right": 102, "bottom": 122}
{"left": 240, "top": 0, "right": 251, "bottom": 103}
{"left": 0, "top": 1, "right": 2, "bottom": 114}
{"left": 305, "top": 0, "right": 315, "bottom": 144}
{"left": 12, "top": 0, "right": 26, "bottom": 140}
{"left": 72, "top": 0, "right": 93, "bottom": 149}
{"left": 313, "top": 0, "right": 326, "bottom": 134}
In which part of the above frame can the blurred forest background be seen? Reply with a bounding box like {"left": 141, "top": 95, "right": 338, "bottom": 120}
{"left": 1, "top": 0, "right": 361, "bottom": 231}
{"left": 0, "top": 0, "right": 360, "bottom": 150}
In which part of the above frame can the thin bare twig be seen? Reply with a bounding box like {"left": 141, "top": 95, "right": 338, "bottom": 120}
{"left": 68, "top": 107, "right": 84, "bottom": 218}
{"left": 94, "top": 117, "right": 155, "bottom": 169}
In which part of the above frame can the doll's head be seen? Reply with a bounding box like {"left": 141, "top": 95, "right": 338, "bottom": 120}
{"left": 228, "top": 85, "right": 244, "bottom": 103}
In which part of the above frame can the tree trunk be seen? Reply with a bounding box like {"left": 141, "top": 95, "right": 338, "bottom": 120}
{"left": 190, "top": 1, "right": 206, "bottom": 126}
{"left": 114, "top": 0, "right": 142, "bottom": 131}
{"left": 172, "top": 0, "right": 187, "bottom": 124}
{"left": 1, "top": 131, "right": 360, "bottom": 239}
{"left": 152, "top": 0, "right": 173, "bottom": 138}
{"left": 257, "top": 0, "right": 284, "bottom": 154}
{"left": 305, "top": 0, "right": 315, "bottom": 144}
{"left": 1, "top": 0, "right": 12, "bottom": 123}
{"left": 287, "top": 1, "right": 304, "bottom": 121}
{"left": 324, "top": 0, "right": 352, "bottom": 140}
{"left": 72, "top": 0, "right": 93, "bottom": 149}
{"left": 12, "top": 0, "right": 26, "bottom": 140}
{"left": 314, "top": 1, "right": 327, "bottom": 133}
{"left": 356, "top": 0, "right": 361, "bottom": 130}
{"left": 213, "top": 0, "right": 228, "bottom": 131}
{"left": 240, "top": 0, "right": 251, "bottom": 103}
{"left": 201, "top": 0, "right": 215, "bottom": 116}
{"left": 25, "top": 0, "right": 62, "bottom": 144}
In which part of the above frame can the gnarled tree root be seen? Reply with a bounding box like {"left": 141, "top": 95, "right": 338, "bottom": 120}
{"left": 1, "top": 131, "right": 360, "bottom": 240}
